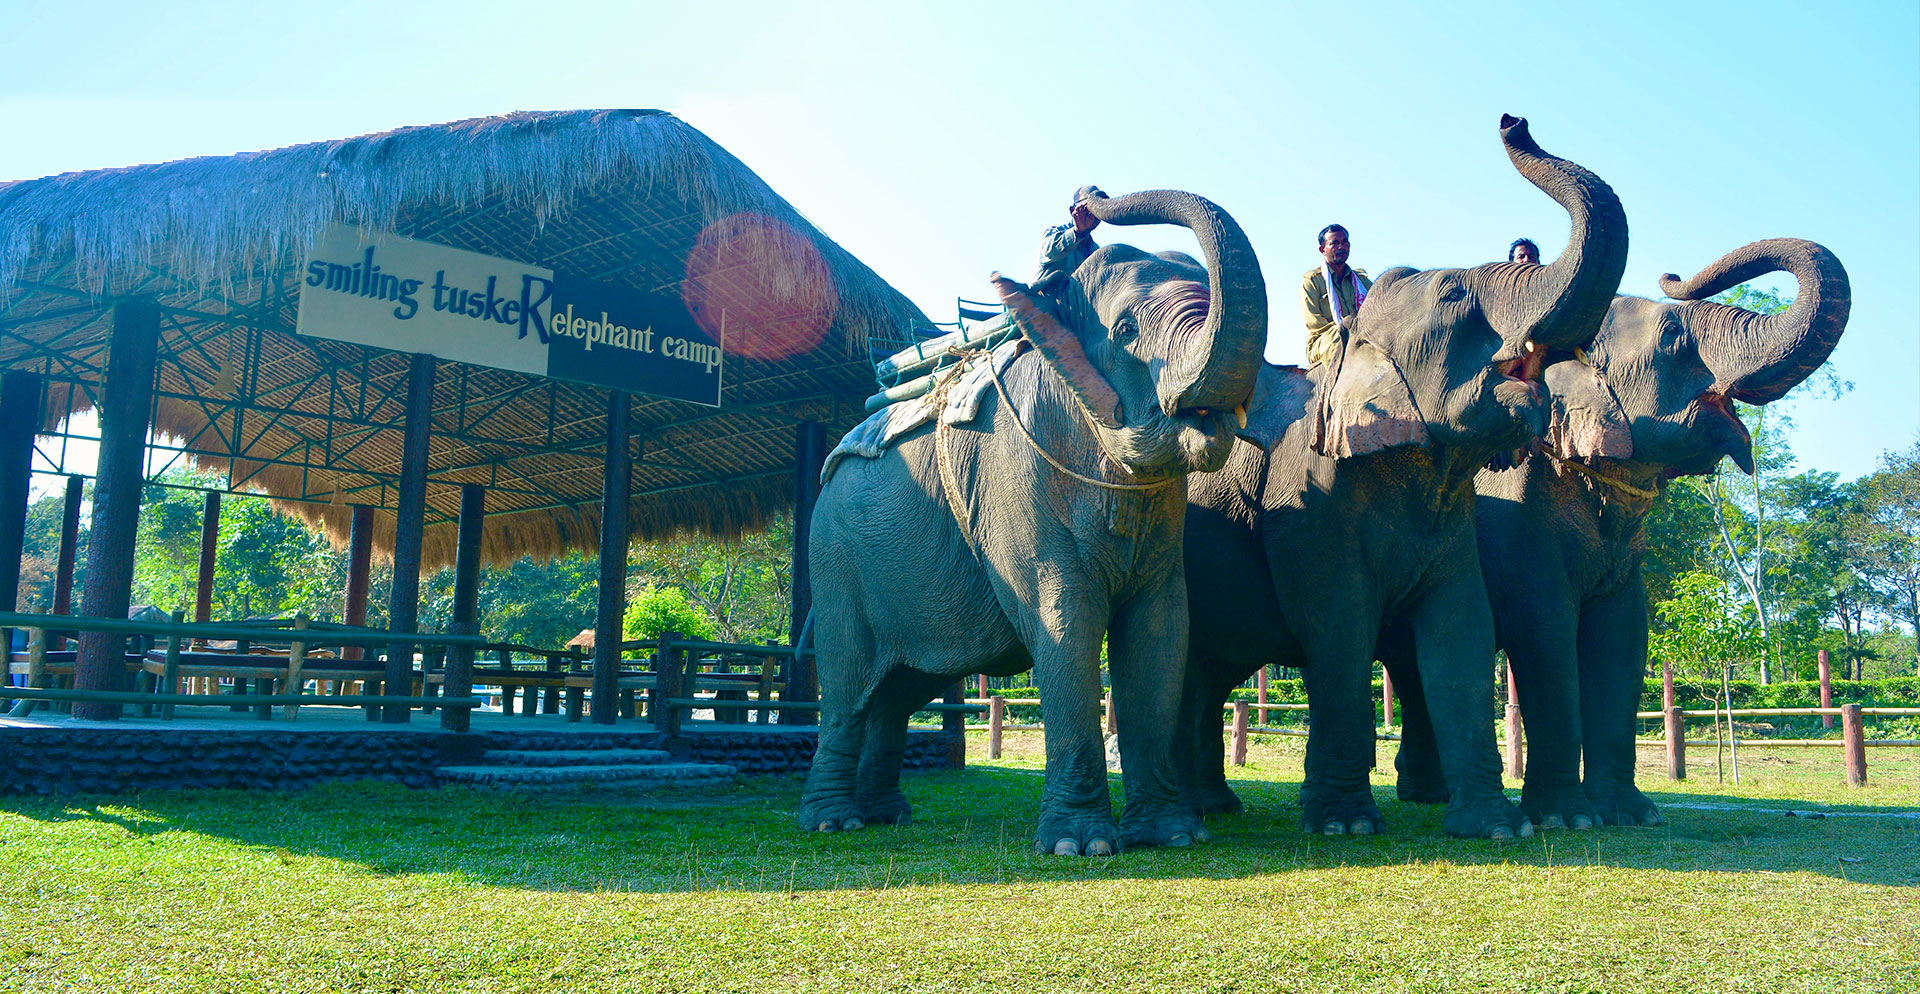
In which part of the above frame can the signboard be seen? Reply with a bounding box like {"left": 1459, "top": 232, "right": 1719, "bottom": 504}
{"left": 295, "top": 224, "right": 723, "bottom": 406}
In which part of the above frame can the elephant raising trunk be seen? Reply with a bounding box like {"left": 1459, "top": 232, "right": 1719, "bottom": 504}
{"left": 1485, "top": 114, "right": 1630, "bottom": 351}
{"left": 1082, "top": 189, "right": 1268, "bottom": 415}
{"left": 1656, "top": 238, "right": 1851, "bottom": 403}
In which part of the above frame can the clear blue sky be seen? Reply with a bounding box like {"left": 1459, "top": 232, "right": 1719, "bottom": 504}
{"left": 3, "top": 0, "right": 1914, "bottom": 481}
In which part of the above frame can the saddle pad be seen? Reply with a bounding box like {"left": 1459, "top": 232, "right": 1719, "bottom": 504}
{"left": 821, "top": 338, "right": 1026, "bottom": 486}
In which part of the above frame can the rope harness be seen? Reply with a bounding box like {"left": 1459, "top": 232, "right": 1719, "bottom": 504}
{"left": 1546, "top": 451, "right": 1661, "bottom": 505}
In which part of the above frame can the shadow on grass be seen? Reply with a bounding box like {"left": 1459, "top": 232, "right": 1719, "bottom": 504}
{"left": 5, "top": 764, "right": 1917, "bottom": 892}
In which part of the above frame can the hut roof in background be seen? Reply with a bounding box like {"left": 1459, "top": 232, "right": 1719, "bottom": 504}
{"left": 0, "top": 109, "right": 926, "bottom": 567}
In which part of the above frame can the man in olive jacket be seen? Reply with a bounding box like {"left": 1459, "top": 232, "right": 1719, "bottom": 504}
{"left": 1301, "top": 223, "right": 1371, "bottom": 365}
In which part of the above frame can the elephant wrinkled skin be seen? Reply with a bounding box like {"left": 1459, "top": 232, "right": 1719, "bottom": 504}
{"left": 798, "top": 189, "right": 1267, "bottom": 855}
{"left": 1180, "top": 116, "right": 1628, "bottom": 839}
{"left": 1393, "top": 239, "right": 1849, "bottom": 830}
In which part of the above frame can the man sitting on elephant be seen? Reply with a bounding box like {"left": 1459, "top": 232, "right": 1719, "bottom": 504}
{"left": 1032, "top": 185, "right": 1104, "bottom": 294}
{"left": 1300, "top": 223, "right": 1371, "bottom": 366}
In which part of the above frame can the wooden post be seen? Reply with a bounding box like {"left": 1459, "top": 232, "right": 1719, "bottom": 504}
{"left": 976, "top": 673, "right": 987, "bottom": 698}
{"left": 1504, "top": 663, "right": 1525, "bottom": 779}
{"left": 383, "top": 352, "right": 436, "bottom": 724}
{"left": 51, "top": 475, "right": 82, "bottom": 650}
{"left": 342, "top": 504, "right": 374, "bottom": 659}
{"left": 1661, "top": 656, "right": 1675, "bottom": 712}
{"left": 1841, "top": 703, "right": 1866, "bottom": 787}
{"left": 75, "top": 301, "right": 160, "bottom": 721}
{"left": 0, "top": 372, "right": 39, "bottom": 638}
{"left": 1231, "top": 701, "right": 1250, "bottom": 767}
{"left": 1380, "top": 668, "right": 1395, "bottom": 729}
{"left": 1103, "top": 689, "right": 1116, "bottom": 736}
{"left": 6, "top": 622, "right": 47, "bottom": 718}
{"left": 1664, "top": 706, "right": 1686, "bottom": 781}
{"left": 439, "top": 483, "right": 484, "bottom": 732}
{"left": 1256, "top": 665, "right": 1269, "bottom": 725}
{"left": 1818, "top": 648, "right": 1833, "bottom": 730}
{"left": 192, "top": 491, "right": 220, "bottom": 628}
{"left": 653, "top": 630, "right": 683, "bottom": 735}
{"left": 280, "top": 616, "right": 310, "bottom": 721}
{"left": 781, "top": 420, "right": 827, "bottom": 724}
{"left": 592, "top": 390, "right": 631, "bottom": 726}
{"left": 943, "top": 681, "right": 966, "bottom": 770}
{"left": 157, "top": 609, "right": 185, "bottom": 720}
{"left": 987, "top": 695, "right": 1005, "bottom": 759}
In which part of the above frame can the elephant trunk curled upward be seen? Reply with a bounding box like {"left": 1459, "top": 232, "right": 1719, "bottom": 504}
{"left": 1390, "top": 238, "right": 1849, "bottom": 830}
{"left": 1180, "top": 116, "right": 1628, "bottom": 838}
{"left": 798, "top": 188, "right": 1267, "bottom": 856}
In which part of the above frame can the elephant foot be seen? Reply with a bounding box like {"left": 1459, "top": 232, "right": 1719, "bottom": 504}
{"left": 1519, "top": 782, "right": 1600, "bottom": 831}
{"left": 796, "top": 793, "right": 867, "bottom": 833}
{"left": 859, "top": 791, "right": 914, "bottom": 826}
{"left": 1121, "top": 801, "right": 1212, "bottom": 849}
{"left": 1393, "top": 745, "right": 1449, "bottom": 804}
{"left": 1445, "top": 793, "right": 1534, "bottom": 840}
{"left": 1585, "top": 782, "right": 1663, "bottom": 827}
{"left": 1300, "top": 786, "right": 1385, "bottom": 836}
{"left": 1190, "top": 781, "right": 1245, "bottom": 816}
{"left": 1034, "top": 803, "right": 1122, "bottom": 857}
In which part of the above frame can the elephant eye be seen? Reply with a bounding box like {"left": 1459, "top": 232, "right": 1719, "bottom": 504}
{"left": 1437, "top": 282, "right": 1468, "bottom": 304}
{"left": 1112, "top": 317, "right": 1138, "bottom": 343}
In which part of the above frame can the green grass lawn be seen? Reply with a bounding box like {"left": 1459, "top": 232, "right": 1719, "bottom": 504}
{"left": 1, "top": 733, "right": 1914, "bottom": 993}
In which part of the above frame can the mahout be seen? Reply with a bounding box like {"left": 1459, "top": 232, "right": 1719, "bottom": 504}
{"left": 1389, "top": 238, "right": 1849, "bottom": 829}
{"left": 799, "top": 188, "right": 1268, "bottom": 855}
{"left": 1179, "top": 116, "right": 1627, "bottom": 838}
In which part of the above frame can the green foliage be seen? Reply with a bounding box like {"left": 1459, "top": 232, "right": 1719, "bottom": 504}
{"left": 1650, "top": 570, "right": 1767, "bottom": 682}
{"left": 623, "top": 583, "right": 715, "bottom": 642}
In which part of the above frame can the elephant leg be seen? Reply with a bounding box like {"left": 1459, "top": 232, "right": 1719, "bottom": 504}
{"left": 854, "top": 667, "right": 954, "bottom": 826}
{"left": 798, "top": 694, "right": 875, "bottom": 833}
{"left": 1178, "top": 657, "right": 1255, "bottom": 816}
{"left": 1579, "top": 579, "right": 1662, "bottom": 827}
{"left": 1299, "top": 626, "right": 1387, "bottom": 836}
{"left": 1379, "top": 624, "right": 1448, "bottom": 804}
{"left": 1027, "top": 615, "right": 1122, "bottom": 857}
{"left": 1108, "top": 580, "right": 1210, "bottom": 848}
{"left": 1495, "top": 580, "right": 1597, "bottom": 831}
{"left": 1409, "top": 570, "right": 1530, "bottom": 840}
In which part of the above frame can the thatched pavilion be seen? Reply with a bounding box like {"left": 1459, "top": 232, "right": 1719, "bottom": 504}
{"left": 0, "top": 109, "right": 926, "bottom": 724}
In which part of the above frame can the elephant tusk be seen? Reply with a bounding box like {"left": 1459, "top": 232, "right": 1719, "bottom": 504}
{"left": 1234, "top": 404, "right": 1248, "bottom": 429}
{"left": 1574, "top": 346, "right": 1590, "bottom": 364}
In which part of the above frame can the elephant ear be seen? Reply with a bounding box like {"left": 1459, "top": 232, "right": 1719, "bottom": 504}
{"left": 1543, "top": 359, "right": 1632, "bottom": 461}
{"left": 1311, "top": 331, "right": 1429, "bottom": 458}
{"left": 1236, "top": 362, "right": 1313, "bottom": 451}
{"left": 990, "top": 273, "right": 1123, "bottom": 428}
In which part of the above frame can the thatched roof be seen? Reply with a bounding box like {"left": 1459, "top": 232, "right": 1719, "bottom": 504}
{"left": 0, "top": 109, "right": 926, "bottom": 568}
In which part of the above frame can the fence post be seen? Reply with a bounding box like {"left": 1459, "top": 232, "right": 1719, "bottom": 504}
{"left": 281, "top": 615, "right": 310, "bottom": 722}
{"left": 7, "top": 625, "right": 46, "bottom": 718}
{"left": 1103, "top": 690, "right": 1116, "bottom": 736}
{"left": 1256, "top": 666, "right": 1269, "bottom": 725}
{"left": 1841, "top": 703, "right": 1866, "bottom": 787}
{"left": 1818, "top": 649, "right": 1833, "bottom": 730}
{"left": 1662, "top": 657, "right": 1675, "bottom": 711}
{"left": 653, "top": 631, "right": 684, "bottom": 736}
{"left": 1231, "top": 701, "right": 1250, "bottom": 767}
{"left": 1380, "top": 669, "right": 1395, "bottom": 729}
{"left": 1504, "top": 663, "right": 1525, "bottom": 779}
{"left": 988, "top": 695, "right": 1005, "bottom": 759}
{"left": 976, "top": 673, "right": 987, "bottom": 698}
{"left": 439, "top": 620, "right": 476, "bottom": 732}
{"left": 1664, "top": 706, "right": 1686, "bottom": 781}
{"left": 942, "top": 682, "right": 966, "bottom": 770}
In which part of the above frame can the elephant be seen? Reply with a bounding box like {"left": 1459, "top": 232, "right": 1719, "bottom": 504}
{"left": 1178, "top": 116, "right": 1628, "bottom": 839}
{"left": 1389, "top": 238, "right": 1849, "bottom": 829}
{"left": 797, "top": 187, "right": 1268, "bottom": 856}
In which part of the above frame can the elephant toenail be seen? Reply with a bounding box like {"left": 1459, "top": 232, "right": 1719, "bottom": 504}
{"left": 1571, "top": 815, "right": 1593, "bottom": 831}
{"left": 1351, "top": 821, "right": 1374, "bottom": 836}
{"left": 1490, "top": 826, "right": 1513, "bottom": 840}
{"left": 1193, "top": 827, "right": 1213, "bottom": 843}
{"left": 1322, "top": 822, "right": 1346, "bottom": 836}
{"left": 1087, "top": 839, "right": 1114, "bottom": 856}
{"left": 1518, "top": 821, "right": 1534, "bottom": 838}
{"left": 843, "top": 818, "right": 864, "bottom": 831}
{"left": 817, "top": 821, "right": 836, "bottom": 832}
{"left": 1167, "top": 834, "right": 1191, "bottom": 848}
{"left": 1053, "top": 839, "right": 1080, "bottom": 856}
{"left": 1541, "top": 814, "right": 1565, "bottom": 829}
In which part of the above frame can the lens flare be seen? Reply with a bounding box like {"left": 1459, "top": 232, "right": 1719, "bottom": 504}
{"left": 681, "top": 213, "right": 837, "bottom": 362}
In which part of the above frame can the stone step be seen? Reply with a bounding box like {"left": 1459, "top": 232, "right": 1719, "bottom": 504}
{"left": 437, "top": 762, "right": 736, "bottom": 787}
{"left": 480, "top": 748, "right": 670, "bottom": 767}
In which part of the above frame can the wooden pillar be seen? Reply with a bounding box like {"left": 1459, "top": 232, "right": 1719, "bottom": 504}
{"left": 652, "top": 630, "right": 683, "bottom": 735}
{"left": 592, "top": 390, "right": 631, "bottom": 726}
{"left": 441, "top": 483, "right": 484, "bottom": 733}
{"left": 781, "top": 420, "right": 827, "bottom": 724}
{"left": 1256, "top": 665, "right": 1269, "bottom": 725}
{"left": 1662, "top": 656, "right": 1675, "bottom": 711}
{"left": 987, "top": 695, "right": 1005, "bottom": 759}
{"left": 382, "top": 353, "right": 436, "bottom": 724}
{"left": 51, "top": 475, "right": 82, "bottom": 649}
{"left": 1841, "top": 703, "right": 1866, "bottom": 787}
{"left": 0, "top": 371, "right": 39, "bottom": 619}
{"left": 192, "top": 491, "right": 221, "bottom": 625}
{"left": 1664, "top": 706, "right": 1686, "bottom": 781}
{"left": 1504, "top": 663, "right": 1525, "bottom": 779}
{"left": 1818, "top": 648, "right": 1833, "bottom": 730}
{"left": 74, "top": 302, "right": 160, "bottom": 721}
{"left": 1231, "top": 701, "right": 1250, "bottom": 766}
{"left": 341, "top": 504, "right": 375, "bottom": 663}
{"left": 1380, "top": 667, "right": 1395, "bottom": 729}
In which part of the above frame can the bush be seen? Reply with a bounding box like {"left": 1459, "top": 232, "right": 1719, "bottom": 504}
{"left": 623, "top": 584, "right": 715, "bottom": 649}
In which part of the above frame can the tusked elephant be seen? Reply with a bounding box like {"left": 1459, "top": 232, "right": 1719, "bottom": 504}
{"left": 798, "top": 188, "right": 1267, "bottom": 855}
{"left": 1390, "top": 238, "right": 1849, "bottom": 829}
{"left": 1179, "top": 116, "right": 1627, "bottom": 839}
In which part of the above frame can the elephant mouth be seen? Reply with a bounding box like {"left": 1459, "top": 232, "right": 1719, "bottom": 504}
{"left": 1492, "top": 340, "right": 1546, "bottom": 402}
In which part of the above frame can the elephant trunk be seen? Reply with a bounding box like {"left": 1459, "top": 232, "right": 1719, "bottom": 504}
{"left": 1487, "top": 114, "right": 1629, "bottom": 350}
{"left": 1084, "top": 189, "right": 1267, "bottom": 411}
{"left": 1656, "top": 238, "right": 1850, "bottom": 404}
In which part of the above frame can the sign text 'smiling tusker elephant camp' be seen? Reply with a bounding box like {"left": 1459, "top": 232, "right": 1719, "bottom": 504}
{"left": 1179, "top": 116, "right": 1628, "bottom": 839}
{"left": 1390, "top": 239, "right": 1850, "bottom": 830}
{"left": 800, "top": 189, "right": 1268, "bottom": 856}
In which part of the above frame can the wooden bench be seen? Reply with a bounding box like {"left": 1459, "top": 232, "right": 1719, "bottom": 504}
{"left": 140, "top": 650, "right": 388, "bottom": 719}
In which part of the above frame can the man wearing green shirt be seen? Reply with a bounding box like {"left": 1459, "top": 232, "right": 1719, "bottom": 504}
{"left": 1300, "top": 223, "right": 1371, "bottom": 366}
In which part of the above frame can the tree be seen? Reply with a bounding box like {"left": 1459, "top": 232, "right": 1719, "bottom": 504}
{"left": 1855, "top": 443, "right": 1920, "bottom": 668}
